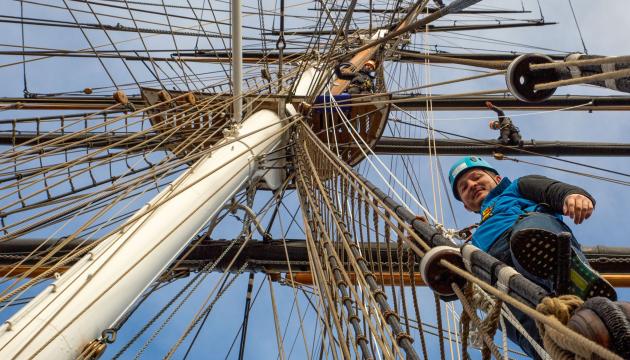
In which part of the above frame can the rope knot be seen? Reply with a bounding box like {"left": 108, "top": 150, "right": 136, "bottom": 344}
{"left": 533, "top": 295, "right": 610, "bottom": 360}
{"left": 434, "top": 223, "right": 458, "bottom": 238}
{"left": 536, "top": 295, "right": 584, "bottom": 325}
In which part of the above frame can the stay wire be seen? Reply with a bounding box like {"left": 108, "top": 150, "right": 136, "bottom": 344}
{"left": 181, "top": 274, "right": 232, "bottom": 360}
{"left": 567, "top": 0, "right": 588, "bottom": 54}
{"left": 60, "top": 0, "right": 119, "bottom": 88}
{"left": 223, "top": 277, "right": 266, "bottom": 360}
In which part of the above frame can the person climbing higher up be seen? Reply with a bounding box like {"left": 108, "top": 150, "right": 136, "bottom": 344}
{"left": 448, "top": 156, "right": 616, "bottom": 359}
{"left": 335, "top": 60, "right": 377, "bottom": 95}
{"left": 486, "top": 101, "right": 523, "bottom": 147}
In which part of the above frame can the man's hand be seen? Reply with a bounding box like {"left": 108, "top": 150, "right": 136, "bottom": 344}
{"left": 563, "top": 194, "right": 594, "bottom": 224}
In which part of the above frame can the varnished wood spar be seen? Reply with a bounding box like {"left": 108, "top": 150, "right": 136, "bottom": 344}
{"left": 328, "top": 1, "right": 434, "bottom": 94}
{"left": 150, "top": 50, "right": 563, "bottom": 64}
{"left": 0, "top": 265, "right": 71, "bottom": 278}
{"left": 601, "top": 275, "right": 630, "bottom": 287}
{"left": 374, "top": 137, "right": 630, "bottom": 157}
{"left": 284, "top": 272, "right": 630, "bottom": 287}
{"left": 292, "top": 7, "right": 394, "bottom": 167}
{"left": 3, "top": 95, "right": 630, "bottom": 111}
{"left": 5, "top": 132, "right": 630, "bottom": 158}
{"left": 308, "top": 20, "right": 395, "bottom": 164}
{"left": 3, "top": 266, "right": 628, "bottom": 287}
{"left": 329, "top": 45, "right": 378, "bottom": 94}
{"left": 1, "top": 239, "right": 629, "bottom": 276}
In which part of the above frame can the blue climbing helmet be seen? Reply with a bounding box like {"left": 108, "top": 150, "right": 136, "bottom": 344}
{"left": 448, "top": 156, "right": 498, "bottom": 201}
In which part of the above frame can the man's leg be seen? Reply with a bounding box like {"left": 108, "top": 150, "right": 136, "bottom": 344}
{"left": 487, "top": 237, "right": 544, "bottom": 359}
{"left": 509, "top": 212, "right": 617, "bottom": 300}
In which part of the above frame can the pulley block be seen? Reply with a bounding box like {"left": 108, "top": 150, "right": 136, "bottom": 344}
{"left": 113, "top": 90, "right": 128, "bottom": 105}
{"left": 157, "top": 89, "right": 172, "bottom": 102}
{"left": 506, "top": 54, "right": 560, "bottom": 103}
{"left": 420, "top": 246, "right": 467, "bottom": 301}
{"left": 184, "top": 92, "right": 196, "bottom": 105}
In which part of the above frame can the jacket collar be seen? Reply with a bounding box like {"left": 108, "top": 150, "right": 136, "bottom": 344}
{"left": 478, "top": 177, "right": 511, "bottom": 213}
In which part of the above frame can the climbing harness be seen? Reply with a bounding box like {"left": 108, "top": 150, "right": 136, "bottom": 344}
{"left": 456, "top": 224, "right": 478, "bottom": 241}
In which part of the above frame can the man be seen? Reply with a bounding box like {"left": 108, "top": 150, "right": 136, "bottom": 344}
{"left": 335, "top": 60, "right": 377, "bottom": 94}
{"left": 486, "top": 101, "right": 523, "bottom": 147}
{"left": 448, "top": 156, "right": 616, "bottom": 358}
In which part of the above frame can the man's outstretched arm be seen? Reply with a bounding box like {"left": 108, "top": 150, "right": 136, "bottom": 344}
{"left": 517, "top": 175, "right": 595, "bottom": 224}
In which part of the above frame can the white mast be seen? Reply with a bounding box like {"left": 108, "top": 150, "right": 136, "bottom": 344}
{"left": 231, "top": 0, "right": 243, "bottom": 123}
{"left": 0, "top": 109, "right": 286, "bottom": 359}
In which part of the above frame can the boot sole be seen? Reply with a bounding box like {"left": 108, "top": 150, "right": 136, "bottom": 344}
{"left": 510, "top": 228, "right": 557, "bottom": 278}
{"left": 510, "top": 228, "right": 617, "bottom": 301}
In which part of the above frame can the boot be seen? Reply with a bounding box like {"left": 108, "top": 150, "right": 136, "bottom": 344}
{"left": 510, "top": 228, "right": 617, "bottom": 301}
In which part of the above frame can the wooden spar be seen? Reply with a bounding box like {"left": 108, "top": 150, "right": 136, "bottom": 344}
{"left": 3, "top": 239, "right": 629, "bottom": 286}
{"left": 343, "top": 0, "right": 483, "bottom": 59}
{"left": 0, "top": 266, "right": 71, "bottom": 278}
{"left": 0, "top": 52, "right": 293, "bottom": 64}
{"left": 283, "top": 272, "right": 630, "bottom": 288}
{"left": 393, "top": 95, "right": 630, "bottom": 111}
{"left": 6, "top": 132, "right": 630, "bottom": 158}
{"left": 328, "top": 1, "right": 443, "bottom": 94}
{"left": 328, "top": 0, "right": 428, "bottom": 94}
{"left": 374, "top": 137, "right": 630, "bottom": 157}
{"left": 164, "top": 50, "right": 565, "bottom": 64}
{"left": 299, "top": 4, "right": 411, "bottom": 164}
{"left": 285, "top": 272, "right": 426, "bottom": 286}
{"left": 266, "top": 21, "right": 557, "bottom": 37}
{"left": 310, "top": 7, "right": 533, "bottom": 15}
{"left": 0, "top": 50, "right": 563, "bottom": 64}
{"left": 329, "top": 29, "right": 386, "bottom": 94}
{"left": 3, "top": 267, "right": 630, "bottom": 288}
{"left": 3, "top": 268, "right": 629, "bottom": 288}
{"left": 3, "top": 95, "right": 630, "bottom": 111}
{"left": 598, "top": 275, "right": 630, "bottom": 288}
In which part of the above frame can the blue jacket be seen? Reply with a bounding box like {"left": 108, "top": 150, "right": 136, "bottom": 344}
{"left": 472, "top": 177, "right": 563, "bottom": 251}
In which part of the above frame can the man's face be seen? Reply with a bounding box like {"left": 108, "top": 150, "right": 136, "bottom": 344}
{"left": 456, "top": 169, "right": 501, "bottom": 212}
